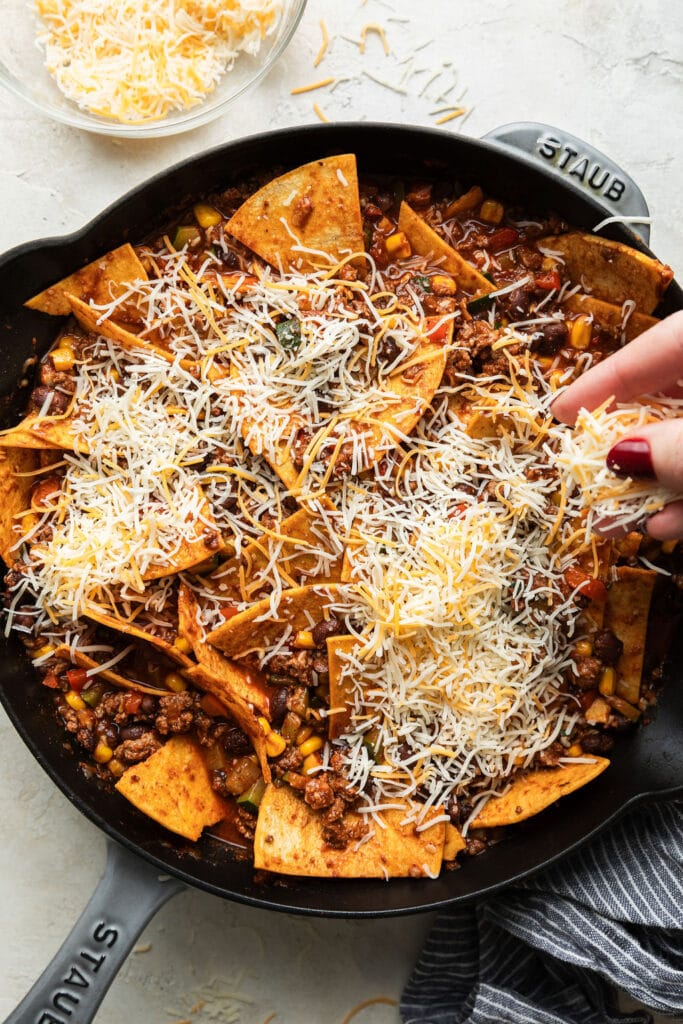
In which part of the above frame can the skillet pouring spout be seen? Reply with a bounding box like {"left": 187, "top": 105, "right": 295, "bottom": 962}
{"left": 4, "top": 841, "right": 184, "bottom": 1024}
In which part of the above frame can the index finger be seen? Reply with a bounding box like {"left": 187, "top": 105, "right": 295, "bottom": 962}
{"left": 551, "top": 310, "right": 683, "bottom": 425}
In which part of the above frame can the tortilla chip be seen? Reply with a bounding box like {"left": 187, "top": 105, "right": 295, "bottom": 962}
{"left": 67, "top": 294, "right": 176, "bottom": 362}
{"left": 540, "top": 233, "right": 673, "bottom": 314}
{"left": 443, "top": 822, "right": 466, "bottom": 860}
{"left": 207, "top": 584, "right": 339, "bottom": 658}
{"left": 81, "top": 603, "right": 194, "bottom": 669}
{"left": 398, "top": 202, "right": 493, "bottom": 297}
{"left": 26, "top": 244, "right": 147, "bottom": 318}
{"left": 211, "top": 502, "right": 344, "bottom": 603}
{"left": 0, "top": 447, "right": 39, "bottom": 565}
{"left": 357, "top": 317, "right": 450, "bottom": 465}
{"left": 562, "top": 293, "right": 658, "bottom": 343}
{"left": 52, "top": 644, "right": 169, "bottom": 696}
{"left": 604, "top": 566, "right": 656, "bottom": 704}
{"left": 0, "top": 412, "right": 85, "bottom": 454}
{"left": 177, "top": 583, "right": 269, "bottom": 716}
{"left": 470, "top": 757, "right": 610, "bottom": 828}
{"left": 116, "top": 735, "right": 227, "bottom": 841}
{"left": 254, "top": 784, "right": 445, "bottom": 878}
{"left": 227, "top": 155, "right": 364, "bottom": 271}
{"left": 327, "top": 635, "right": 361, "bottom": 739}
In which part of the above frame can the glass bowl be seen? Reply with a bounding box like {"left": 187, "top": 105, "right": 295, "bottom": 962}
{"left": 0, "top": 0, "right": 307, "bottom": 138}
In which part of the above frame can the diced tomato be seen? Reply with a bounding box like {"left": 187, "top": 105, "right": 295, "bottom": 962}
{"left": 487, "top": 227, "right": 519, "bottom": 251}
{"left": 426, "top": 320, "right": 450, "bottom": 344}
{"left": 66, "top": 668, "right": 88, "bottom": 692}
{"left": 564, "top": 566, "right": 608, "bottom": 603}
{"left": 42, "top": 672, "right": 60, "bottom": 690}
{"left": 535, "top": 270, "right": 561, "bottom": 291}
{"left": 124, "top": 692, "right": 142, "bottom": 715}
{"left": 220, "top": 604, "right": 240, "bottom": 620}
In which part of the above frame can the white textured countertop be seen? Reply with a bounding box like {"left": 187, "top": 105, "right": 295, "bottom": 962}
{"left": 1, "top": 1, "right": 681, "bottom": 1021}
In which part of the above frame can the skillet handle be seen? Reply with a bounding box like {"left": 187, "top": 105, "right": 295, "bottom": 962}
{"left": 482, "top": 121, "right": 651, "bottom": 244}
{"left": 4, "top": 839, "right": 184, "bottom": 1024}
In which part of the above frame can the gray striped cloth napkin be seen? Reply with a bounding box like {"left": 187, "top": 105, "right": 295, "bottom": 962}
{"left": 401, "top": 800, "right": 683, "bottom": 1024}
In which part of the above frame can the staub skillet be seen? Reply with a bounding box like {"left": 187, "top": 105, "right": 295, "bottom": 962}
{"left": 1, "top": 122, "right": 682, "bottom": 1023}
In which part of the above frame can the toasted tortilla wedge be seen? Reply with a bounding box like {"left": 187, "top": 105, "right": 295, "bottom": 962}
{"left": 398, "top": 202, "right": 493, "bottom": 297}
{"left": 471, "top": 757, "right": 610, "bottom": 828}
{"left": 541, "top": 233, "right": 673, "bottom": 314}
{"left": 0, "top": 447, "right": 39, "bottom": 565}
{"left": 52, "top": 644, "right": 169, "bottom": 696}
{"left": 116, "top": 735, "right": 228, "bottom": 841}
{"left": 254, "top": 784, "right": 445, "bottom": 878}
{"left": 327, "top": 634, "right": 361, "bottom": 739}
{"left": 177, "top": 583, "right": 269, "bottom": 716}
{"left": 604, "top": 566, "right": 656, "bottom": 704}
{"left": 26, "top": 244, "right": 147, "bottom": 318}
{"left": 227, "top": 155, "right": 364, "bottom": 271}
{"left": 562, "top": 293, "right": 658, "bottom": 343}
{"left": 207, "top": 584, "right": 339, "bottom": 658}
{"left": 81, "top": 603, "right": 194, "bottom": 669}
{"left": 443, "top": 822, "right": 466, "bottom": 860}
{"left": 211, "top": 502, "right": 344, "bottom": 603}
{"left": 67, "top": 294, "right": 176, "bottom": 363}
{"left": 0, "top": 411, "right": 85, "bottom": 454}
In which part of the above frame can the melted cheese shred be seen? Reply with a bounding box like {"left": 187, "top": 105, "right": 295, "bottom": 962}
{"left": 34, "top": 0, "right": 283, "bottom": 123}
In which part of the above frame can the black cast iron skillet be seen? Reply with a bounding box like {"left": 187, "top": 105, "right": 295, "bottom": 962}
{"left": 2, "top": 122, "right": 682, "bottom": 1024}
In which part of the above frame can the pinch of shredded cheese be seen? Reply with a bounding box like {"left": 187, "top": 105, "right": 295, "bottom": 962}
{"left": 33, "top": 0, "right": 283, "bottom": 123}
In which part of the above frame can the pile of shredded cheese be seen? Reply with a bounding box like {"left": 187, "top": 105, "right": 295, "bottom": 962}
{"left": 34, "top": 0, "right": 283, "bottom": 123}
{"left": 10, "top": 237, "right": 682, "bottom": 819}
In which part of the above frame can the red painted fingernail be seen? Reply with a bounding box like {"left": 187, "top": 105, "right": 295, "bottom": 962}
{"left": 606, "top": 438, "right": 655, "bottom": 479}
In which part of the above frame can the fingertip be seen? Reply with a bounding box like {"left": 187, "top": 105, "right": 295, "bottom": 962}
{"left": 549, "top": 391, "right": 578, "bottom": 426}
{"left": 646, "top": 501, "right": 683, "bottom": 542}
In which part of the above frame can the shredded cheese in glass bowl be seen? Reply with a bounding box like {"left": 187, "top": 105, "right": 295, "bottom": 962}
{"left": 0, "top": 0, "right": 306, "bottom": 136}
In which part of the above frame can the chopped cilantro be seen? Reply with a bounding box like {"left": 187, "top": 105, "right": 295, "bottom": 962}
{"left": 276, "top": 318, "right": 302, "bottom": 351}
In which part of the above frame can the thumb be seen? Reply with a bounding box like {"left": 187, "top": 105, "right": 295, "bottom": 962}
{"left": 606, "top": 419, "right": 683, "bottom": 493}
{"left": 607, "top": 419, "right": 683, "bottom": 541}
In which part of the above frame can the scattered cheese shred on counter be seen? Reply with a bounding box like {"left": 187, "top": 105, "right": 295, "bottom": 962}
{"left": 33, "top": 0, "right": 283, "bottom": 123}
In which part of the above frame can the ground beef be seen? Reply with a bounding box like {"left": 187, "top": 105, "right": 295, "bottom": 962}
{"left": 304, "top": 776, "right": 336, "bottom": 810}
{"left": 155, "top": 692, "right": 195, "bottom": 735}
{"left": 274, "top": 746, "right": 304, "bottom": 775}
{"left": 113, "top": 732, "right": 160, "bottom": 764}
{"left": 28, "top": 385, "right": 71, "bottom": 416}
{"left": 572, "top": 655, "right": 603, "bottom": 690}
{"left": 322, "top": 818, "right": 368, "bottom": 850}
{"left": 536, "top": 742, "right": 564, "bottom": 767}
{"left": 268, "top": 650, "right": 316, "bottom": 685}
{"left": 580, "top": 730, "right": 615, "bottom": 754}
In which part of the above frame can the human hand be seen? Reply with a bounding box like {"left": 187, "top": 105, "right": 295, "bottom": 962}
{"left": 551, "top": 310, "right": 683, "bottom": 540}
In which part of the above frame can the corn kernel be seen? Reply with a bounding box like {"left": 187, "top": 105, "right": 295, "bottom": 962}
{"left": 570, "top": 315, "right": 592, "bottom": 350}
{"left": 567, "top": 743, "right": 583, "bottom": 757}
{"left": 108, "top": 758, "right": 125, "bottom": 777}
{"left": 298, "top": 734, "right": 324, "bottom": 757}
{"left": 51, "top": 348, "right": 75, "bottom": 372}
{"left": 94, "top": 741, "right": 113, "bottom": 764}
{"left": 164, "top": 671, "right": 187, "bottom": 693}
{"left": 662, "top": 540, "right": 677, "bottom": 554}
{"left": 33, "top": 643, "right": 55, "bottom": 660}
{"left": 302, "top": 752, "right": 323, "bottom": 775}
{"left": 193, "top": 203, "right": 222, "bottom": 228}
{"left": 574, "top": 640, "right": 593, "bottom": 657}
{"left": 385, "top": 231, "right": 412, "bottom": 259}
{"left": 293, "top": 629, "right": 316, "bottom": 649}
{"left": 480, "top": 200, "right": 504, "bottom": 225}
{"left": 58, "top": 335, "right": 75, "bottom": 352}
{"left": 431, "top": 274, "right": 456, "bottom": 296}
{"left": 65, "top": 690, "right": 86, "bottom": 711}
{"left": 598, "top": 667, "right": 617, "bottom": 696}
{"left": 536, "top": 356, "right": 554, "bottom": 370}
{"left": 265, "top": 731, "right": 287, "bottom": 758}
{"left": 173, "top": 636, "right": 192, "bottom": 654}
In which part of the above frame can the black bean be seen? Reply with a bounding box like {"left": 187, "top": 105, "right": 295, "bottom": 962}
{"left": 139, "top": 696, "right": 157, "bottom": 714}
{"left": 311, "top": 617, "right": 343, "bottom": 647}
{"left": 269, "top": 686, "right": 290, "bottom": 725}
{"left": 221, "top": 725, "right": 252, "bottom": 757}
{"left": 592, "top": 630, "right": 623, "bottom": 667}
{"left": 537, "top": 320, "right": 568, "bottom": 354}
{"left": 97, "top": 722, "right": 119, "bottom": 747}
{"left": 119, "top": 723, "right": 145, "bottom": 741}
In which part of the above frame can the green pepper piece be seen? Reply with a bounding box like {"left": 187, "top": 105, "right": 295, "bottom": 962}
{"left": 237, "top": 776, "right": 267, "bottom": 815}
{"left": 467, "top": 293, "right": 495, "bottom": 314}
{"left": 82, "top": 681, "right": 106, "bottom": 708}
{"left": 173, "top": 225, "right": 201, "bottom": 249}
{"left": 362, "top": 727, "right": 383, "bottom": 763}
{"left": 276, "top": 318, "right": 302, "bottom": 351}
